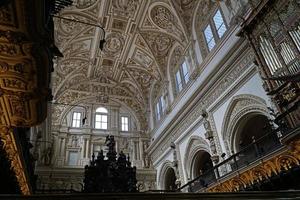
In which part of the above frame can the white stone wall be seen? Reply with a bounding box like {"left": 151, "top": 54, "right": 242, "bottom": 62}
{"left": 150, "top": 1, "right": 274, "bottom": 188}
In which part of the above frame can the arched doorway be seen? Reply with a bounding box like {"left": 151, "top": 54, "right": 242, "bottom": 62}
{"left": 191, "top": 150, "right": 214, "bottom": 179}
{"left": 233, "top": 114, "right": 273, "bottom": 152}
{"left": 164, "top": 167, "right": 177, "bottom": 190}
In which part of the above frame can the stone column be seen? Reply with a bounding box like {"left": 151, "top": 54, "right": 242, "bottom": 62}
{"left": 86, "top": 138, "right": 90, "bottom": 158}
{"left": 132, "top": 140, "right": 137, "bottom": 160}
{"left": 171, "top": 142, "right": 181, "bottom": 189}
{"left": 139, "top": 138, "right": 144, "bottom": 162}
{"left": 135, "top": 141, "right": 140, "bottom": 160}
{"left": 202, "top": 110, "right": 219, "bottom": 164}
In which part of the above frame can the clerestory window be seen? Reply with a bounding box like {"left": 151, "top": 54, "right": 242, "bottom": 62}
{"left": 175, "top": 61, "right": 190, "bottom": 93}
{"left": 203, "top": 9, "right": 227, "bottom": 51}
{"left": 121, "top": 116, "right": 129, "bottom": 131}
{"left": 72, "top": 112, "right": 81, "bottom": 128}
{"left": 155, "top": 95, "right": 166, "bottom": 121}
{"left": 95, "top": 107, "right": 108, "bottom": 130}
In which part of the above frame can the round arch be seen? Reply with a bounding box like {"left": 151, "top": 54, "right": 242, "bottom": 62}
{"left": 191, "top": 150, "right": 214, "bottom": 179}
{"left": 231, "top": 113, "right": 273, "bottom": 153}
{"left": 184, "top": 136, "right": 210, "bottom": 180}
{"left": 158, "top": 161, "right": 176, "bottom": 190}
{"left": 221, "top": 94, "right": 270, "bottom": 155}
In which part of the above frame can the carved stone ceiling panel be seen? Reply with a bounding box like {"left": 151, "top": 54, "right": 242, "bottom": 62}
{"left": 52, "top": 0, "right": 193, "bottom": 130}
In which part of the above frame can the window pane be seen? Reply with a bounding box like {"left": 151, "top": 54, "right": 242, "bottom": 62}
{"left": 160, "top": 96, "right": 165, "bottom": 113}
{"left": 181, "top": 62, "right": 190, "bottom": 84}
{"left": 156, "top": 102, "right": 161, "bottom": 121}
{"left": 95, "top": 114, "right": 108, "bottom": 129}
{"left": 96, "top": 107, "right": 108, "bottom": 113}
{"left": 102, "top": 123, "right": 107, "bottom": 130}
{"left": 72, "top": 112, "right": 81, "bottom": 128}
{"left": 95, "top": 121, "right": 100, "bottom": 129}
{"left": 175, "top": 70, "right": 183, "bottom": 92}
{"left": 204, "top": 25, "right": 216, "bottom": 51}
{"left": 213, "top": 10, "right": 227, "bottom": 38}
{"left": 121, "top": 116, "right": 129, "bottom": 131}
{"left": 95, "top": 115, "right": 101, "bottom": 121}
{"left": 102, "top": 115, "right": 107, "bottom": 122}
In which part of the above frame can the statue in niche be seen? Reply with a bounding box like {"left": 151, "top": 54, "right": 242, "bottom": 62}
{"left": 142, "top": 141, "right": 152, "bottom": 168}
{"left": 42, "top": 145, "right": 53, "bottom": 166}
{"left": 71, "top": 135, "right": 79, "bottom": 147}
{"left": 143, "top": 153, "right": 152, "bottom": 168}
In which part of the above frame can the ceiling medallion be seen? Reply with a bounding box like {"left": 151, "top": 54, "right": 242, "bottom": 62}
{"left": 103, "top": 32, "right": 124, "bottom": 56}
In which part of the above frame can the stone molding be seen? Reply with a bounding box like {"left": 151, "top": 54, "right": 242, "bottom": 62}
{"left": 150, "top": 48, "right": 255, "bottom": 163}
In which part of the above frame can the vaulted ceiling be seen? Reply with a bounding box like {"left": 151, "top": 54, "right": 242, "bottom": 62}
{"left": 51, "top": 0, "right": 200, "bottom": 130}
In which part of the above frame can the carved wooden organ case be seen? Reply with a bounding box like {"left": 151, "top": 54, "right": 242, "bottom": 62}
{"left": 239, "top": 0, "right": 300, "bottom": 129}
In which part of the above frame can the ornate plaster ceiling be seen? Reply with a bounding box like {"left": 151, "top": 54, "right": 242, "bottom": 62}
{"left": 51, "top": 0, "right": 199, "bottom": 130}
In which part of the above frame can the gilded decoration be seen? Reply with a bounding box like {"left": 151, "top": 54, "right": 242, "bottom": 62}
{"left": 0, "top": 126, "right": 31, "bottom": 195}
{"left": 0, "top": 0, "right": 54, "bottom": 192}
{"left": 206, "top": 138, "right": 300, "bottom": 192}
{"left": 0, "top": 0, "right": 52, "bottom": 127}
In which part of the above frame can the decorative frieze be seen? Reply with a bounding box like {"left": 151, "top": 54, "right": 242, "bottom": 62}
{"left": 150, "top": 49, "right": 255, "bottom": 162}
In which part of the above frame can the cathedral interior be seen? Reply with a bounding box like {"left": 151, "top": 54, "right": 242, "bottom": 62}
{"left": 0, "top": 0, "right": 300, "bottom": 199}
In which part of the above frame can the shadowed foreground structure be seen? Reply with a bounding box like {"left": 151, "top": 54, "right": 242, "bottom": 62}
{"left": 1, "top": 191, "right": 300, "bottom": 200}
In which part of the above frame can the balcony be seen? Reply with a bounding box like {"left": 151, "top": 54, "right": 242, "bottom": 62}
{"left": 178, "top": 127, "right": 300, "bottom": 192}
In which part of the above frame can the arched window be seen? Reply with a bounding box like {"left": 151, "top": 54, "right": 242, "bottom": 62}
{"left": 72, "top": 112, "right": 81, "bottom": 128}
{"left": 155, "top": 95, "right": 166, "bottom": 122}
{"left": 95, "top": 107, "right": 108, "bottom": 129}
{"left": 175, "top": 61, "right": 190, "bottom": 93}
{"left": 96, "top": 107, "right": 108, "bottom": 113}
{"left": 121, "top": 116, "right": 129, "bottom": 131}
{"left": 203, "top": 9, "right": 227, "bottom": 52}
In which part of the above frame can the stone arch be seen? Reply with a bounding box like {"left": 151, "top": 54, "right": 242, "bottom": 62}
{"left": 184, "top": 136, "right": 210, "bottom": 180}
{"left": 158, "top": 161, "right": 175, "bottom": 190}
{"left": 148, "top": 2, "right": 188, "bottom": 45}
{"left": 221, "top": 94, "right": 269, "bottom": 155}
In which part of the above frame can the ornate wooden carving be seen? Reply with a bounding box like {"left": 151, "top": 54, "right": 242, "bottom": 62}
{"left": 0, "top": 0, "right": 53, "bottom": 127}
{"left": 0, "top": 0, "right": 56, "bottom": 195}
{"left": 0, "top": 127, "right": 31, "bottom": 194}
{"left": 206, "top": 136, "right": 300, "bottom": 192}
{"left": 83, "top": 135, "right": 138, "bottom": 193}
